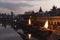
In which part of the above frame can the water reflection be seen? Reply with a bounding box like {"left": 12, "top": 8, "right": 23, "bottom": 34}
{"left": 0, "top": 25, "right": 21, "bottom": 40}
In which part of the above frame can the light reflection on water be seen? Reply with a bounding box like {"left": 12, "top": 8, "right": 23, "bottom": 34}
{"left": 0, "top": 25, "right": 60, "bottom": 40}
{"left": 0, "top": 25, "right": 38, "bottom": 40}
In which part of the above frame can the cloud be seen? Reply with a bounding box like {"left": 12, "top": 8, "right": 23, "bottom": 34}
{"left": 0, "top": 0, "right": 47, "bottom": 1}
{"left": 0, "top": 0, "right": 60, "bottom": 14}
{"left": 0, "top": 2, "right": 32, "bottom": 11}
{"left": 0, "top": 2, "right": 19, "bottom": 10}
{"left": 0, "top": 0, "right": 48, "bottom": 3}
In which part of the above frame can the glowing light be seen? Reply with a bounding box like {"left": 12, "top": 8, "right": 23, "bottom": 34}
{"left": 28, "top": 19, "right": 31, "bottom": 25}
{"left": 28, "top": 34, "right": 31, "bottom": 39}
{"left": 13, "top": 19, "right": 17, "bottom": 22}
{"left": 44, "top": 20, "right": 48, "bottom": 29}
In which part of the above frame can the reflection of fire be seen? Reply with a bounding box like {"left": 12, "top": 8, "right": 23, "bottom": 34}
{"left": 28, "top": 34, "right": 31, "bottom": 39}
{"left": 44, "top": 20, "right": 48, "bottom": 29}
{"left": 28, "top": 19, "right": 31, "bottom": 25}
{"left": 13, "top": 19, "right": 17, "bottom": 22}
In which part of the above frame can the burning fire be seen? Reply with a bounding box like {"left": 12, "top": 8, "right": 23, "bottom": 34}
{"left": 28, "top": 19, "right": 31, "bottom": 25}
{"left": 28, "top": 34, "right": 31, "bottom": 39}
{"left": 44, "top": 20, "right": 48, "bottom": 29}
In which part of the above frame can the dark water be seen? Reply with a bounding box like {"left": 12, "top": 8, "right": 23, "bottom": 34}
{"left": 0, "top": 25, "right": 60, "bottom": 40}
{"left": 0, "top": 25, "right": 23, "bottom": 40}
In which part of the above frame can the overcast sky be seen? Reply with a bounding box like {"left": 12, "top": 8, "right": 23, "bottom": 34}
{"left": 0, "top": 0, "right": 60, "bottom": 14}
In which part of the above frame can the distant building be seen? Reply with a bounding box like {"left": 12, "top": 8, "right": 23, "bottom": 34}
{"left": 39, "top": 7, "right": 43, "bottom": 13}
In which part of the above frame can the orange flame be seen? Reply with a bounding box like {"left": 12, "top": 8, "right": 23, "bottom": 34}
{"left": 28, "top": 34, "right": 31, "bottom": 39}
{"left": 28, "top": 19, "right": 31, "bottom": 25}
{"left": 44, "top": 20, "right": 48, "bottom": 29}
